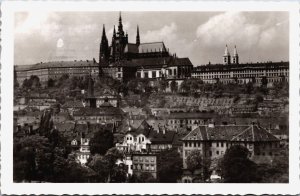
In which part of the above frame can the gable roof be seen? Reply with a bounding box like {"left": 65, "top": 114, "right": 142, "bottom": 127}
{"left": 182, "top": 125, "right": 279, "bottom": 142}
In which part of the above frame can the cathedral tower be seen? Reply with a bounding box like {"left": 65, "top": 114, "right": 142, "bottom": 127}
{"left": 99, "top": 25, "right": 109, "bottom": 66}
{"left": 223, "top": 45, "right": 231, "bottom": 65}
{"left": 232, "top": 45, "right": 239, "bottom": 64}
{"left": 111, "top": 12, "right": 128, "bottom": 62}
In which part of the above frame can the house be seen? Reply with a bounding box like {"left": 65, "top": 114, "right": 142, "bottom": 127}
{"left": 116, "top": 120, "right": 177, "bottom": 153}
{"left": 73, "top": 106, "right": 123, "bottom": 125}
{"left": 132, "top": 152, "right": 158, "bottom": 179}
{"left": 181, "top": 123, "right": 281, "bottom": 168}
{"left": 61, "top": 100, "right": 84, "bottom": 114}
{"left": 76, "top": 137, "right": 91, "bottom": 165}
{"left": 16, "top": 111, "right": 43, "bottom": 128}
{"left": 167, "top": 112, "right": 214, "bottom": 130}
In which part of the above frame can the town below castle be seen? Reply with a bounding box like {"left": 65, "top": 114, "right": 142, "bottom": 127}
{"left": 14, "top": 13, "right": 289, "bottom": 183}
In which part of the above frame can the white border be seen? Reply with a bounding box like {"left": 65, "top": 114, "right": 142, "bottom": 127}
{"left": 1, "top": 1, "right": 300, "bottom": 195}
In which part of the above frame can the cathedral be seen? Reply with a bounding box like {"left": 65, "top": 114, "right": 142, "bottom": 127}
{"left": 98, "top": 13, "right": 194, "bottom": 82}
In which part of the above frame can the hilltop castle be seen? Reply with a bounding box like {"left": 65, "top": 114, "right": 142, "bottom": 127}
{"left": 98, "top": 13, "right": 193, "bottom": 82}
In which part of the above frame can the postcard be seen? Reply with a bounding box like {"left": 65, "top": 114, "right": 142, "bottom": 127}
{"left": 1, "top": 0, "right": 300, "bottom": 195}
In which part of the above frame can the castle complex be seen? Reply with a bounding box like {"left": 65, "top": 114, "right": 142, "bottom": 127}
{"left": 14, "top": 13, "right": 289, "bottom": 86}
{"left": 98, "top": 13, "right": 193, "bottom": 82}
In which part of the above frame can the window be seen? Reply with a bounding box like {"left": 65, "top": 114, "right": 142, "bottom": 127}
{"left": 221, "top": 142, "right": 224, "bottom": 147}
{"left": 216, "top": 142, "right": 219, "bottom": 147}
{"left": 216, "top": 151, "right": 219, "bottom": 155}
{"left": 152, "top": 71, "right": 156, "bottom": 78}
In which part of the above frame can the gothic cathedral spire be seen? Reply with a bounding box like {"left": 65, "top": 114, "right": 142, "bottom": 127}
{"left": 118, "top": 12, "right": 124, "bottom": 36}
{"left": 136, "top": 25, "right": 140, "bottom": 46}
{"left": 99, "top": 24, "right": 109, "bottom": 66}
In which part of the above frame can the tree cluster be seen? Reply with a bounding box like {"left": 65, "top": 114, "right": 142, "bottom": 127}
{"left": 22, "top": 75, "right": 41, "bottom": 89}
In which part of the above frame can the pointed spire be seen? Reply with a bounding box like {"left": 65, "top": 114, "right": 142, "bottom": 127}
{"left": 224, "top": 44, "right": 230, "bottom": 56}
{"left": 102, "top": 24, "right": 106, "bottom": 36}
{"left": 233, "top": 45, "right": 238, "bottom": 56}
{"left": 136, "top": 25, "right": 140, "bottom": 46}
{"left": 113, "top": 25, "right": 116, "bottom": 38}
{"left": 119, "top": 11, "right": 122, "bottom": 22}
{"left": 118, "top": 11, "right": 123, "bottom": 35}
{"left": 101, "top": 24, "right": 107, "bottom": 41}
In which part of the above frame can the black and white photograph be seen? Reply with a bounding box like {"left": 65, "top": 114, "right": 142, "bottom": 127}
{"left": 1, "top": 0, "right": 300, "bottom": 195}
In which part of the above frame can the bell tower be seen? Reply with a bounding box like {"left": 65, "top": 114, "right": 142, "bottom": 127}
{"left": 232, "top": 45, "right": 239, "bottom": 64}
{"left": 223, "top": 45, "right": 231, "bottom": 65}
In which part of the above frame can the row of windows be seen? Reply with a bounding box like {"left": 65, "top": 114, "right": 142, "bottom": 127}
{"left": 133, "top": 156, "right": 155, "bottom": 162}
{"left": 133, "top": 164, "right": 155, "bottom": 171}
{"left": 126, "top": 136, "right": 145, "bottom": 143}
{"left": 168, "top": 119, "right": 206, "bottom": 124}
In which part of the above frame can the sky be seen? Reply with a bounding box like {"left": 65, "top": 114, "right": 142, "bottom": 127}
{"left": 14, "top": 11, "right": 289, "bottom": 66}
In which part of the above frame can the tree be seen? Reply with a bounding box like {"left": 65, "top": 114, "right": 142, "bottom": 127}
{"left": 221, "top": 145, "right": 259, "bottom": 183}
{"left": 87, "top": 154, "right": 110, "bottom": 182}
{"left": 186, "top": 150, "right": 211, "bottom": 182}
{"left": 87, "top": 148, "right": 125, "bottom": 182}
{"left": 257, "top": 146, "right": 288, "bottom": 183}
{"left": 13, "top": 135, "right": 51, "bottom": 182}
{"left": 170, "top": 80, "right": 178, "bottom": 93}
{"left": 180, "top": 79, "right": 191, "bottom": 93}
{"left": 261, "top": 76, "right": 268, "bottom": 87}
{"left": 186, "top": 150, "right": 203, "bottom": 171}
{"left": 47, "top": 78, "right": 55, "bottom": 87}
{"left": 129, "top": 173, "right": 157, "bottom": 183}
{"left": 157, "top": 149, "right": 183, "bottom": 182}
{"left": 158, "top": 79, "right": 169, "bottom": 92}
{"left": 89, "top": 129, "right": 114, "bottom": 155}
{"left": 22, "top": 75, "right": 41, "bottom": 89}
{"left": 245, "top": 82, "right": 254, "bottom": 94}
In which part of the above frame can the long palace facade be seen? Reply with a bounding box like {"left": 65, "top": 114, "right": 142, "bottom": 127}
{"left": 191, "top": 45, "right": 289, "bottom": 85}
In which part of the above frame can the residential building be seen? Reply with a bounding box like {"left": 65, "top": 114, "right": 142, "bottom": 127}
{"left": 76, "top": 137, "right": 91, "bottom": 165}
{"left": 167, "top": 112, "right": 214, "bottom": 130}
{"left": 116, "top": 120, "right": 177, "bottom": 153}
{"left": 181, "top": 124, "right": 281, "bottom": 168}
{"left": 132, "top": 153, "right": 158, "bottom": 179}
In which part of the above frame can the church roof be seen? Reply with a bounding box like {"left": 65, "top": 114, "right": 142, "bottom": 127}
{"left": 124, "top": 43, "right": 139, "bottom": 53}
{"left": 138, "top": 42, "right": 167, "bottom": 53}
{"left": 182, "top": 125, "right": 279, "bottom": 142}
{"left": 132, "top": 57, "right": 172, "bottom": 67}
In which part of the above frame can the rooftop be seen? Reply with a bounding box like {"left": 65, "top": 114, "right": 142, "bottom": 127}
{"left": 182, "top": 124, "right": 279, "bottom": 142}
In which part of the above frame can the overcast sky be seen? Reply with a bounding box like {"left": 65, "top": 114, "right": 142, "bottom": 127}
{"left": 14, "top": 11, "right": 289, "bottom": 66}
